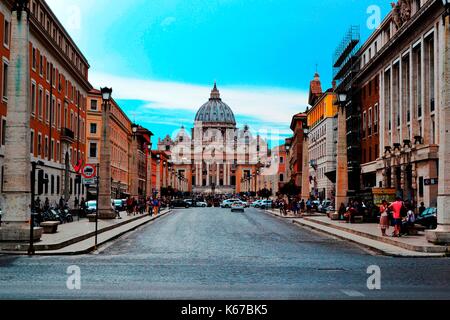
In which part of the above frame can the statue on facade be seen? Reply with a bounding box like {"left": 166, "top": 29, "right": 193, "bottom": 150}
{"left": 391, "top": 2, "right": 403, "bottom": 29}
{"left": 400, "top": 0, "right": 412, "bottom": 23}
{"left": 391, "top": 0, "right": 412, "bottom": 29}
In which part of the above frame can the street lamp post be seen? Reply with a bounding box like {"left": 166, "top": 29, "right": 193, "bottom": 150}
{"left": 334, "top": 92, "right": 349, "bottom": 210}
{"left": 427, "top": 1, "right": 450, "bottom": 244}
{"left": 28, "top": 160, "right": 45, "bottom": 256}
{"left": 98, "top": 87, "right": 115, "bottom": 219}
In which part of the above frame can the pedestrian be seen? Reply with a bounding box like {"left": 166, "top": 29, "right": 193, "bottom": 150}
{"left": 379, "top": 200, "right": 390, "bottom": 237}
{"left": 418, "top": 202, "right": 426, "bottom": 216}
{"left": 80, "top": 197, "right": 86, "bottom": 220}
{"left": 306, "top": 199, "right": 312, "bottom": 213}
{"left": 402, "top": 204, "right": 416, "bottom": 235}
{"left": 74, "top": 197, "right": 79, "bottom": 210}
{"left": 338, "top": 203, "right": 346, "bottom": 220}
{"left": 300, "top": 199, "right": 305, "bottom": 213}
{"left": 44, "top": 197, "right": 50, "bottom": 211}
{"left": 59, "top": 196, "right": 65, "bottom": 210}
{"left": 153, "top": 198, "right": 160, "bottom": 216}
{"left": 389, "top": 197, "right": 404, "bottom": 237}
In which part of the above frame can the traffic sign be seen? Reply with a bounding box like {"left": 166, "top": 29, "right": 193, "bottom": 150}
{"left": 81, "top": 164, "right": 97, "bottom": 179}
{"left": 82, "top": 177, "right": 97, "bottom": 186}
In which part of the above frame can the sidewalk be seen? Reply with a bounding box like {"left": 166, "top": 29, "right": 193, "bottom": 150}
{"left": 0, "top": 209, "right": 172, "bottom": 255}
{"left": 263, "top": 209, "right": 448, "bottom": 257}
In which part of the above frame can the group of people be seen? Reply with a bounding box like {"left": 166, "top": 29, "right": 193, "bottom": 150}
{"left": 276, "top": 197, "right": 307, "bottom": 217}
{"left": 378, "top": 197, "right": 420, "bottom": 237}
{"left": 125, "top": 196, "right": 165, "bottom": 217}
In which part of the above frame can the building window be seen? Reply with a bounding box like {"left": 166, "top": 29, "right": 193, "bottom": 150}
{"left": 89, "top": 142, "right": 97, "bottom": 158}
{"left": 374, "top": 104, "right": 378, "bottom": 133}
{"left": 2, "top": 60, "right": 8, "bottom": 101}
{"left": 413, "top": 45, "right": 422, "bottom": 118}
{"left": 280, "top": 156, "right": 284, "bottom": 164}
{"left": 32, "top": 47, "right": 36, "bottom": 70}
{"left": 1, "top": 118, "right": 6, "bottom": 146}
{"left": 38, "top": 87, "right": 43, "bottom": 119}
{"left": 51, "top": 175, "right": 54, "bottom": 195}
{"left": 44, "top": 136, "right": 48, "bottom": 158}
{"left": 37, "top": 133, "right": 42, "bottom": 156}
{"left": 39, "top": 55, "right": 43, "bottom": 76}
{"left": 45, "top": 92, "right": 50, "bottom": 123}
{"left": 3, "top": 19, "right": 10, "bottom": 47}
{"left": 31, "top": 81, "right": 36, "bottom": 115}
{"left": 279, "top": 174, "right": 284, "bottom": 182}
{"left": 30, "top": 130, "right": 34, "bottom": 154}
{"left": 368, "top": 107, "right": 372, "bottom": 136}
{"left": 90, "top": 123, "right": 97, "bottom": 134}
{"left": 362, "top": 112, "right": 367, "bottom": 139}
{"left": 57, "top": 176, "right": 60, "bottom": 194}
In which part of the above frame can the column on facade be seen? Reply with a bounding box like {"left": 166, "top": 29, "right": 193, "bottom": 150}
{"left": 98, "top": 98, "right": 115, "bottom": 219}
{"left": 0, "top": 6, "right": 42, "bottom": 241}
{"left": 206, "top": 164, "right": 210, "bottom": 186}
{"left": 426, "top": 16, "right": 450, "bottom": 244}
{"left": 216, "top": 163, "right": 220, "bottom": 186}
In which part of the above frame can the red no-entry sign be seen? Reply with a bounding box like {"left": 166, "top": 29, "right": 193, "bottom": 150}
{"left": 81, "top": 164, "right": 97, "bottom": 179}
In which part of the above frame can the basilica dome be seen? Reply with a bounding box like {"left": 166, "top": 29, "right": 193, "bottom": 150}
{"left": 195, "top": 83, "right": 236, "bottom": 126}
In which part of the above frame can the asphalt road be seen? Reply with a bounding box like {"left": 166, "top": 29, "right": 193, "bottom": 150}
{"left": 0, "top": 207, "right": 449, "bottom": 299}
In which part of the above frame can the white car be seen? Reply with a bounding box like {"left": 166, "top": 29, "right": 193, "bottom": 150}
{"left": 221, "top": 199, "right": 239, "bottom": 208}
{"left": 196, "top": 201, "right": 207, "bottom": 207}
{"left": 251, "top": 200, "right": 263, "bottom": 208}
{"left": 231, "top": 202, "right": 245, "bottom": 212}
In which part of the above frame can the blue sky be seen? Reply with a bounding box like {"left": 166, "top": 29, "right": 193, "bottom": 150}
{"left": 47, "top": 0, "right": 392, "bottom": 148}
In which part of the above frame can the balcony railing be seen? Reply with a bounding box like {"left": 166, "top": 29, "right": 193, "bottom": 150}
{"left": 60, "top": 127, "right": 75, "bottom": 142}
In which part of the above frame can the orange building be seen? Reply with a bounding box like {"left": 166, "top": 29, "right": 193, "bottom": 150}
{"left": 87, "top": 90, "right": 132, "bottom": 199}
{"left": 0, "top": 0, "right": 91, "bottom": 204}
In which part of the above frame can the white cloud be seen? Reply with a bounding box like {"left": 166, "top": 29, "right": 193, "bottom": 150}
{"left": 89, "top": 72, "right": 308, "bottom": 124}
{"left": 161, "top": 16, "right": 176, "bottom": 28}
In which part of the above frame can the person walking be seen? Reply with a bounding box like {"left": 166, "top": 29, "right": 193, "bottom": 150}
{"left": 379, "top": 200, "right": 390, "bottom": 237}
{"left": 389, "top": 197, "right": 404, "bottom": 237}
{"left": 152, "top": 198, "right": 160, "bottom": 216}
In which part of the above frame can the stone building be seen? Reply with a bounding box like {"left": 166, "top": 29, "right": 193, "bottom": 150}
{"left": 355, "top": 0, "right": 445, "bottom": 207}
{"left": 0, "top": 0, "right": 90, "bottom": 206}
{"left": 158, "top": 83, "right": 268, "bottom": 195}
{"left": 306, "top": 74, "right": 338, "bottom": 202}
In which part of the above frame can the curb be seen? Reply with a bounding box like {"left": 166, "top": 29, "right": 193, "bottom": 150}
{"left": 0, "top": 209, "right": 173, "bottom": 256}
{"left": 301, "top": 217, "right": 449, "bottom": 254}
{"left": 261, "top": 209, "right": 447, "bottom": 258}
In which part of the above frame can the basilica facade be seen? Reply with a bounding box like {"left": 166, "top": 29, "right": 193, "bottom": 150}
{"left": 158, "top": 84, "right": 269, "bottom": 195}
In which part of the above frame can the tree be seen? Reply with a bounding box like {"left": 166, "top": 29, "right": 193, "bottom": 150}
{"left": 258, "top": 188, "right": 273, "bottom": 199}
{"left": 279, "top": 181, "right": 301, "bottom": 197}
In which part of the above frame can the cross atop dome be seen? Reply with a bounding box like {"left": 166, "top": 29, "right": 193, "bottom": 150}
{"left": 210, "top": 82, "right": 221, "bottom": 100}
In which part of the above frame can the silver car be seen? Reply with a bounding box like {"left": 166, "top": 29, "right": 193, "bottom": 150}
{"left": 231, "top": 202, "right": 245, "bottom": 212}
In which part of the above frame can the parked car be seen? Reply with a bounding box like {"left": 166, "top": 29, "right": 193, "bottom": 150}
{"left": 260, "top": 200, "right": 273, "bottom": 210}
{"left": 221, "top": 199, "right": 239, "bottom": 208}
{"left": 231, "top": 202, "right": 245, "bottom": 212}
{"left": 251, "top": 200, "right": 263, "bottom": 208}
{"left": 196, "top": 201, "right": 207, "bottom": 207}
{"left": 86, "top": 201, "right": 97, "bottom": 214}
{"left": 318, "top": 200, "right": 332, "bottom": 213}
{"left": 311, "top": 200, "right": 321, "bottom": 211}
{"left": 112, "top": 199, "right": 125, "bottom": 211}
{"left": 416, "top": 207, "right": 437, "bottom": 229}
{"left": 171, "top": 199, "right": 190, "bottom": 209}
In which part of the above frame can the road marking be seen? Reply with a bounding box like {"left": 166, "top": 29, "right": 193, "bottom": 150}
{"left": 341, "top": 289, "right": 365, "bottom": 297}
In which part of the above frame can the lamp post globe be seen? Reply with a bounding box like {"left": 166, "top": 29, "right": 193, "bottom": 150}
{"left": 100, "top": 87, "right": 112, "bottom": 102}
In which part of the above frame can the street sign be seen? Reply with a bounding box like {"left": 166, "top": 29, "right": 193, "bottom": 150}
{"left": 82, "top": 177, "right": 97, "bottom": 186}
{"left": 424, "top": 178, "right": 438, "bottom": 186}
{"left": 81, "top": 164, "right": 96, "bottom": 179}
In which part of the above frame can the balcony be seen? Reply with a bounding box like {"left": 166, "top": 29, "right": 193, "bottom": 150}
{"left": 60, "top": 127, "right": 75, "bottom": 143}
